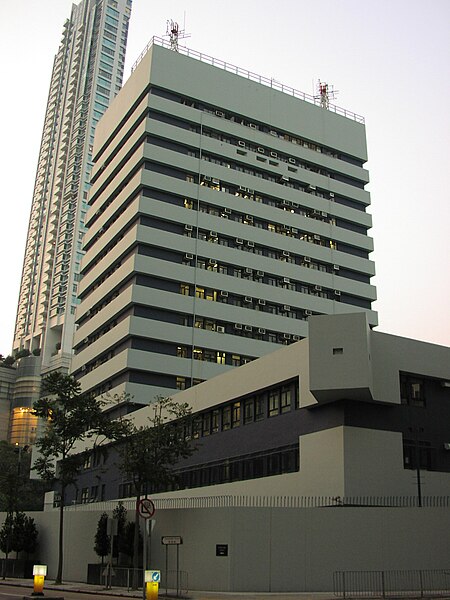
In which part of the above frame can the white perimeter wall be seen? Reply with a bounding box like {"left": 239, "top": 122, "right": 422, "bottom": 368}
{"left": 3, "top": 505, "right": 450, "bottom": 592}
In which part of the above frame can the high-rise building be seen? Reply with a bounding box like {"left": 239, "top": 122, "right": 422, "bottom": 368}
{"left": 73, "top": 39, "right": 377, "bottom": 409}
{"left": 13, "top": 0, "right": 132, "bottom": 373}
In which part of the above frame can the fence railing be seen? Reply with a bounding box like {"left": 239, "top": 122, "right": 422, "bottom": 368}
{"left": 92, "top": 566, "right": 188, "bottom": 596}
{"left": 131, "top": 36, "right": 365, "bottom": 124}
{"left": 334, "top": 570, "right": 450, "bottom": 598}
{"left": 50, "top": 495, "right": 450, "bottom": 512}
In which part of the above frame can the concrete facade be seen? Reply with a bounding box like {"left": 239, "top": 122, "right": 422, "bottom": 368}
{"left": 4, "top": 503, "right": 450, "bottom": 592}
{"left": 73, "top": 40, "right": 377, "bottom": 407}
{"left": 66, "top": 313, "right": 450, "bottom": 506}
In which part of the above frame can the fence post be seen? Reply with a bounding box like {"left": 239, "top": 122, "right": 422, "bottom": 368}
{"left": 342, "top": 571, "right": 346, "bottom": 600}
{"left": 419, "top": 570, "right": 424, "bottom": 598}
{"left": 381, "top": 571, "right": 385, "bottom": 599}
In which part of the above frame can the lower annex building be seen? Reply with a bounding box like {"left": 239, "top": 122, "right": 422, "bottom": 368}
{"left": 72, "top": 39, "right": 377, "bottom": 408}
{"left": 63, "top": 313, "right": 450, "bottom": 505}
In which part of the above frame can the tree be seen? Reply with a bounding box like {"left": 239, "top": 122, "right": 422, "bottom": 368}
{"left": 32, "top": 372, "right": 125, "bottom": 584}
{"left": 10, "top": 512, "right": 27, "bottom": 559}
{"left": 0, "top": 514, "right": 13, "bottom": 579}
{"left": 22, "top": 516, "right": 38, "bottom": 560}
{"left": 94, "top": 513, "right": 110, "bottom": 565}
{"left": 112, "top": 502, "right": 127, "bottom": 563}
{"left": 117, "top": 396, "right": 196, "bottom": 587}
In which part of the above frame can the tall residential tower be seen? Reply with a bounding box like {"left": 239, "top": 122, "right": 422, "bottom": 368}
{"left": 13, "top": 0, "right": 132, "bottom": 371}
{"left": 73, "top": 40, "right": 377, "bottom": 410}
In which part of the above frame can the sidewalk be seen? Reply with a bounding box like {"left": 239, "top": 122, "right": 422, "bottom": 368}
{"left": 0, "top": 577, "right": 335, "bottom": 599}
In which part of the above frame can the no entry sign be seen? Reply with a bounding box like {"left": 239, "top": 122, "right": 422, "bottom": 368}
{"left": 137, "top": 497, "right": 156, "bottom": 519}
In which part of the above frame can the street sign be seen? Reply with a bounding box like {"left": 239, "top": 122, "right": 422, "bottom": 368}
{"left": 149, "top": 570, "right": 161, "bottom": 582}
{"left": 161, "top": 535, "right": 183, "bottom": 545}
{"left": 137, "top": 498, "right": 156, "bottom": 519}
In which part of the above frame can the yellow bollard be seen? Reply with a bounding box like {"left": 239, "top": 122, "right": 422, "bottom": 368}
{"left": 145, "top": 580, "right": 159, "bottom": 600}
{"left": 144, "top": 570, "right": 160, "bottom": 600}
{"left": 32, "top": 565, "right": 47, "bottom": 596}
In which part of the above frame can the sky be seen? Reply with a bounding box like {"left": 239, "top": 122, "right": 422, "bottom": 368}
{"left": 0, "top": 0, "right": 449, "bottom": 355}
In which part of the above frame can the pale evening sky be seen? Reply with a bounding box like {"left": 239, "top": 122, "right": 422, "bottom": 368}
{"left": 0, "top": 0, "right": 449, "bottom": 355}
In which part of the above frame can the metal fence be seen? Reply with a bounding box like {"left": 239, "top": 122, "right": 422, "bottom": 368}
{"left": 334, "top": 570, "right": 450, "bottom": 598}
{"left": 55, "top": 494, "right": 450, "bottom": 512}
{"left": 131, "top": 36, "right": 365, "bottom": 123}
{"left": 97, "top": 566, "right": 188, "bottom": 596}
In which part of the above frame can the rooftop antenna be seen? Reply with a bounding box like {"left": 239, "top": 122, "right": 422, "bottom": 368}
{"left": 165, "top": 19, "right": 190, "bottom": 52}
{"left": 315, "top": 80, "right": 338, "bottom": 109}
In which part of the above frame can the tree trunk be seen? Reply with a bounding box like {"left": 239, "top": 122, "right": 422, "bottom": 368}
{"left": 55, "top": 485, "right": 65, "bottom": 584}
{"left": 131, "top": 489, "right": 141, "bottom": 590}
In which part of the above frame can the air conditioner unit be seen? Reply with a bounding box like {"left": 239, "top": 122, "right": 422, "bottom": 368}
{"left": 217, "top": 326, "right": 225, "bottom": 334}
{"left": 282, "top": 251, "right": 290, "bottom": 257}
{"left": 256, "top": 270, "right": 264, "bottom": 277}
{"left": 220, "top": 290, "right": 229, "bottom": 297}
{"left": 222, "top": 214, "right": 229, "bottom": 220}
{"left": 212, "top": 178, "right": 220, "bottom": 185}
{"left": 269, "top": 130, "right": 277, "bottom": 136}
{"left": 234, "top": 323, "right": 242, "bottom": 330}
{"left": 329, "top": 192, "right": 335, "bottom": 198}
{"left": 236, "top": 238, "right": 243, "bottom": 245}
{"left": 308, "top": 184, "right": 317, "bottom": 191}
{"left": 283, "top": 277, "right": 290, "bottom": 284}
{"left": 209, "top": 231, "right": 217, "bottom": 237}
{"left": 270, "top": 151, "right": 278, "bottom": 158}
{"left": 81, "top": 365, "right": 86, "bottom": 372}
{"left": 280, "top": 175, "right": 289, "bottom": 183}
{"left": 334, "top": 290, "right": 341, "bottom": 296}
{"left": 244, "top": 296, "right": 252, "bottom": 303}
{"left": 258, "top": 299, "right": 266, "bottom": 305}
{"left": 185, "top": 253, "right": 193, "bottom": 260}
{"left": 283, "top": 333, "right": 291, "bottom": 340}
{"left": 291, "top": 227, "right": 298, "bottom": 234}
{"left": 224, "top": 208, "right": 232, "bottom": 214}
{"left": 185, "top": 224, "right": 193, "bottom": 231}
{"left": 304, "top": 256, "right": 311, "bottom": 263}
{"left": 247, "top": 241, "right": 255, "bottom": 248}
{"left": 258, "top": 328, "right": 266, "bottom": 334}
{"left": 208, "top": 258, "right": 217, "bottom": 265}
{"left": 244, "top": 325, "right": 253, "bottom": 332}
{"left": 257, "top": 147, "right": 265, "bottom": 153}
{"left": 314, "top": 235, "right": 321, "bottom": 241}
{"left": 215, "top": 110, "right": 225, "bottom": 117}
{"left": 238, "top": 140, "right": 246, "bottom": 147}
{"left": 249, "top": 123, "right": 257, "bottom": 129}
{"left": 305, "top": 310, "right": 312, "bottom": 316}
{"left": 292, "top": 335, "right": 301, "bottom": 341}
{"left": 245, "top": 214, "right": 253, "bottom": 221}
{"left": 333, "top": 264, "right": 340, "bottom": 271}
{"left": 283, "top": 305, "right": 291, "bottom": 311}
{"left": 204, "top": 176, "right": 211, "bottom": 181}
{"left": 238, "top": 185, "right": 247, "bottom": 192}
{"left": 288, "top": 158, "right": 296, "bottom": 164}
{"left": 321, "top": 211, "right": 328, "bottom": 218}
{"left": 245, "top": 268, "right": 253, "bottom": 274}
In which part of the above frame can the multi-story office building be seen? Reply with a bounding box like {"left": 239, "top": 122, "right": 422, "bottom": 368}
{"left": 73, "top": 39, "right": 377, "bottom": 408}
{"left": 13, "top": 0, "right": 132, "bottom": 370}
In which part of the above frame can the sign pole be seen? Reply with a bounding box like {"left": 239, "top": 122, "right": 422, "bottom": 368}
{"left": 142, "top": 518, "right": 147, "bottom": 600}
{"left": 165, "top": 545, "right": 168, "bottom": 597}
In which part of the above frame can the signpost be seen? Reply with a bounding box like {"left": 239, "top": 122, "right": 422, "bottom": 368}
{"left": 162, "top": 536, "right": 183, "bottom": 596}
{"left": 137, "top": 498, "right": 156, "bottom": 600}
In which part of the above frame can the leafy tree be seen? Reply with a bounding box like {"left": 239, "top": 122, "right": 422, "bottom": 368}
{"left": 0, "top": 442, "right": 48, "bottom": 513}
{"left": 0, "top": 514, "right": 14, "bottom": 579}
{"left": 10, "top": 512, "right": 27, "bottom": 559}
{"left": 112, "top": 502, "right": 127, "bottom": 562}
{"left": 32, "top": 372, "right": 126, "bottom": 584}
{"left": 121, "top": 521, "right": 142, "bottom": 566}
{"left": 117, "top": 396, "right": 196, "bottom": 587}
{"left": 2, "top": 356, "right": 15, "bottom": 367}
{"left": 22, "top": 516, "right": 38, "bottom": 560}
{"left": 94, "top": 513, "right": 110, "bottom": 565}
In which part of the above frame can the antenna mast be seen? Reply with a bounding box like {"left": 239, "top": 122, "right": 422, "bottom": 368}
{"left": 316, "top": 80, "right": 338, "bottom": 109}
{"left": 165, "top": 19, "right": 190, "bottom": 52}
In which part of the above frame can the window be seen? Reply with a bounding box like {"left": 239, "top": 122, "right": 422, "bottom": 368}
{"left": 180, "top": 284, "right": 190, "bottom": 296}
{"left": 222, "top": 406, "right": 231, "bottom": 430}
{"left": 268, "top": 389, "right": 280, "bottom": 417}
{"left": 255, "top": 396, "right": 265, "bottom": 421}
{"left": 81, "top": 488, "right": 89, "bottom": 504}
{"left": 176, "top": 377, "right": 186, "bottom": 390}
{"left": 232, "top": 402, "right": 241, "bottom": 428}
{"left": 280, "top": 385, "right": 291, "bottom": 413}
{"left": 400, "top": 374, "right": 426, "bottom": 406}
{"left": 202, "top": 413, "right": 211, "bottom": 436}
{"left": 211, "top": 409, "right": 219, "bottom": 433}
{"left": 244, "top": 398, "right": 254, "bottom": 424}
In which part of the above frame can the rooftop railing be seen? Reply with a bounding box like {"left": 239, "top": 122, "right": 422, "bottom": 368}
{"left": 131, "top": 36, "right": 365, "bottom": 124}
